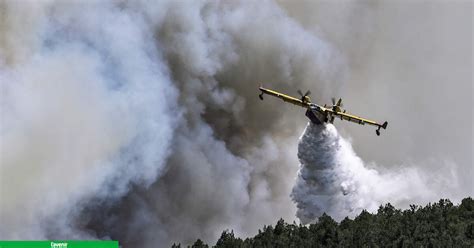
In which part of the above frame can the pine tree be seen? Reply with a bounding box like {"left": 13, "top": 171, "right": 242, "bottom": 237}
{"left": 183, "top": 197, "right": 474, "bottom": 248}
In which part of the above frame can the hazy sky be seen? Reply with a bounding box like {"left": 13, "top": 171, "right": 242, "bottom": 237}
{"left": 280, "top": 0, "right": 473, "bottom": 191}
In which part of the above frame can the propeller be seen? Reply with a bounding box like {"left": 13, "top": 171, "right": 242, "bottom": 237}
{"left": 298, "top": 90, "right": 311, "bottom": 97}
{"left": 331, "top": 97, "right": 344, "bottom": 108}
{"left": 298, "top": 90, "right": 311, "bottom": 102}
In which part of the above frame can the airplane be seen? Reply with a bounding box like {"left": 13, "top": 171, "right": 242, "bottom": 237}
{"left": 258, "top": 86, "right": 388, "bottom": 136}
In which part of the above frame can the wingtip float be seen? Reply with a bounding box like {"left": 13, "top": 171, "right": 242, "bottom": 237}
{"left": 258, "top": 85, "right": 388, "bottom": 136}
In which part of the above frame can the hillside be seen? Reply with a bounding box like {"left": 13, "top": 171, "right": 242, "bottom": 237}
{"left": 172, "top": 197, "right": 473, "bottom": 247}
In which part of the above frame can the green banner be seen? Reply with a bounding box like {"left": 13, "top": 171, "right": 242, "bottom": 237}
{"left": 0, "top": 241, "right": 118, "bottom": 248}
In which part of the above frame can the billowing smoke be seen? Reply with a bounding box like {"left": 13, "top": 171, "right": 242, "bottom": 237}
{"left": 0, "top": 0, "right": 471, "bottom": 247}
{"left": 291, "top": 123, "right": 461, "bottom": 224}
{"left": 0, "top": 0, "right": 179, "bottom": 239}
{"left": 0, "top": 0, "right": 340, "bottom": 245}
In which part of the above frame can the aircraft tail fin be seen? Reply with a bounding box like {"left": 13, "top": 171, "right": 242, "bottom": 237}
{"left": 382, "top": 121, "right": 388, "bottom": 129}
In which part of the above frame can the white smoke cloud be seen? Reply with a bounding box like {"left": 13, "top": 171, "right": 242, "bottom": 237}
{"left": 1, "top": 0, "right": 338, "bottom": 245}
{"left": 291, "top": 123, "right": 462, "bottom": 224}
{"left": 0, "top": 0, "right": 178, "bottom": 239}
{"left": 0, "top": 0, "right": 470, "bottom": 247}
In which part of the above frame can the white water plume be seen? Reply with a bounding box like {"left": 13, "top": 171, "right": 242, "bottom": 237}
{"left": 291, "top": 123, "right": 461, "bottom": 224}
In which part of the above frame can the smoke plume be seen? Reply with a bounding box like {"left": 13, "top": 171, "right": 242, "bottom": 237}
{"left": 0, "top": 0, "right": 340, "bottom": 245}
{"left": 0, "top": 0, "right": 471, "bottom": 247}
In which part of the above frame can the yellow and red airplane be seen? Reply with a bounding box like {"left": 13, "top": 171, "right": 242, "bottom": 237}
{"left": 258, "top": 86, "right": 388, "bottom": 136}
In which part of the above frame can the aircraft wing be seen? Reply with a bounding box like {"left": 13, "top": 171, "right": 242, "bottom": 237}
{"left": 331, "top": 110, "right": 384, "bottom": 128}
{"left": 259, "top": 86, "right": 309, "bottom": 108}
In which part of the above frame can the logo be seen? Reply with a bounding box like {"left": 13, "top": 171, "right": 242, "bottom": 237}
{"left": 50, "top": 242, "right": 67, "bottom": 248}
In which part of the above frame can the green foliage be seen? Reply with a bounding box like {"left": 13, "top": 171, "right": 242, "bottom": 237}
{"left": 178, "top": 197, "right": 473, "bottom": 248}
{"left": 215, "top": 230, "right": 243, "bottom": 248}
{"left": 191, "top": 239, "right": 209, "bottom": 248}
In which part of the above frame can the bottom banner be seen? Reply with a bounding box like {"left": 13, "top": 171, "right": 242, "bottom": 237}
{"left": 0, "top": 241, "right": 118, "bottom": 248}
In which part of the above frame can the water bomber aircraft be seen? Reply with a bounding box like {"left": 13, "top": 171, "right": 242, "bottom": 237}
{"left": 258, "top": 86, "right": 388, "bottom": 136}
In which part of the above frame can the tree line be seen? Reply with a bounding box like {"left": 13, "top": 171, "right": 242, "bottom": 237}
{"left": 172, "top": 197, "right": 473, "bottom": 247}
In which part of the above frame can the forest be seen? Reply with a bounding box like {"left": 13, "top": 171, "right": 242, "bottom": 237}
{"left": 172, "top": 197, "right": 473, "bottom": 247}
